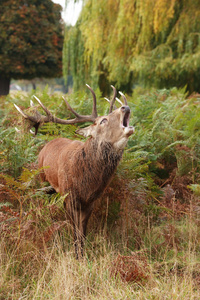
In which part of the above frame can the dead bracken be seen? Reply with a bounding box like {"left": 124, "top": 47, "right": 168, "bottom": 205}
{"left": 110, "top": 253, "right": 150, "bottom": 283}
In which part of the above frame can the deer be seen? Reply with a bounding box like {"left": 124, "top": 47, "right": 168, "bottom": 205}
{"left": 14, "top": 85, "right": 134, "bottom": 258}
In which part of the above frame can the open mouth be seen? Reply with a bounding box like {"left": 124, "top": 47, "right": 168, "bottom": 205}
{"left": 122, "top": 111, "right": 130, "bottom": 127}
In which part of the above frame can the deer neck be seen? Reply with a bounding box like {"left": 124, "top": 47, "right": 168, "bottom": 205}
{"left": 83, "top": 137, "right": 123, "bottom": 171}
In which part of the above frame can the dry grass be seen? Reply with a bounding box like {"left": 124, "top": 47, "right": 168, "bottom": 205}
{"left": 0, "top": 174, "right": 200, "bottom": 299}
{"left": 0, "top": 173, "right": 200, "bottom": 299}
{"left": 0, "top": 205, "right": 200, "bottom": 300}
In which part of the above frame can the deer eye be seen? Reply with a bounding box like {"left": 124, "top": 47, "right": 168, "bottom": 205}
{"left": 100, "top": 118, "right": 108, "bottom": 125}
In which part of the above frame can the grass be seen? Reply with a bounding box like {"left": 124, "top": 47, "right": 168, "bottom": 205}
{"left": 0, "top": 181, "right": 199, "bottom": 299}
{"left": 0, "top": 215, "right": 200, "bottom": 299}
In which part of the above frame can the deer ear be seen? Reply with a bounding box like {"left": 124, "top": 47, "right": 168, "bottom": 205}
{"left": 76, "top": 125, "right": 93, "bottom": 137}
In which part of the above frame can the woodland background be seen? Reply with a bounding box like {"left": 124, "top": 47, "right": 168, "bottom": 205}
{"left": 0, "top": 0, "right": 200, "bottom": 299}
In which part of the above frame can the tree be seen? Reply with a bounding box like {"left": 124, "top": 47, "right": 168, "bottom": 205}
{"left": 64, "top": 0, "right": 200, "bottom": 94}
{"left": 0, "top": 0, "right": 63, "bottom": 95}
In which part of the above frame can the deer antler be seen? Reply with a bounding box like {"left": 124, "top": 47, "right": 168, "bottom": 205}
{"left": 85, "top": 84, "right": 97, "bottom": 118}
{"left": 14, "top": 85, "right": 98, "bottom": 135}
{"left": 62, "top": 84, "right": 98, "bottom": 120}
{"left": 105, "top": 86, "right": 128, "bottom": 112}
{"left": 119, "top": 91, "right": 128, "bottom": 105}
{"left": 109, "top": 85, "right": 117, "bottom": 113}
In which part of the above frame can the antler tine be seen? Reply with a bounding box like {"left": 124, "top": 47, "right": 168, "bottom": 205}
{"left": 116, "top": 97, "right": 123, "bottom": 106}
{"left": 62, "top": 96, "right": 82, "bottom": 118}
{"left": 105, "top": 97, "right": 119, "bottom": 111}
{"left": 119, "top": 91, "right": 128, "bottom": 105}
{"left": 86, "top": 84, "right": 98, "bottom": 118}
{"left": 104, "top": 97, "right": 110, "bottom": 103}
{"left": 109, "top": 85, "right": 117, "bottom": 113}
{"left": 14, "top": 103, "right": 42, "bottom": 135}
{"left": 30, "top": 100, "right": 34, "bottom": 107}
{"left": 15, "top": 127, "right": 20, "bottom": 133}
{"left": 14, "top": 104, "right": 29, "bottom": 119}
{"left": 33, "top": 95, "right": 53, "bottom": 118}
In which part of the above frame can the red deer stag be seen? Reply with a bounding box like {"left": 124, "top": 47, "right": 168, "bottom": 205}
{"left": 14, "top": 85, "right": 134, "bottom": 258}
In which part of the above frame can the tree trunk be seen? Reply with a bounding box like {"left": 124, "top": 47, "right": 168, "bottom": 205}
{"left": 0, "top": 77, "right": 10, "bottom": 96}
{"left": 32, "top": 82, "right": 36, "bottom": 90}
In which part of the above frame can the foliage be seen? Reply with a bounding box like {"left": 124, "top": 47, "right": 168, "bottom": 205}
{"left": 0, "top": 0, "right": 63, "bottom": 85}
{"left": 130, "top": 87, "right": 200, "bottom": 180}
{"left": 0, "top": 88, "right": 200, "bottom": 298}
{"left": 0, "top": 127, "right": 41, "bottom": 178}
{"left": 64, "top": 0, "right": 200, "bottom": 93}
{"left": 63, "top": 24, "right": 89, "bottom": 91}
{"left": 1, "top": 86, "right": 200, "bottom": 197}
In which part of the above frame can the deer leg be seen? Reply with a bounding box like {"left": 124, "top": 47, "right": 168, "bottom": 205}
{"left": 73, "top": 209, "right": 92, "bottom": 258}
{"left": 73, "top": 221, "right": 79, "bottom": 260}
{"left": 80, "top": 219, "right": 88, "bottom": 257}
{"left": 71, "top": 209, "right": 82, "bottom": 259}
{"left": 65, "top": 199, "right": 92, "bottom": 259}
{"left": 80, "top": 209, "right": 92, "bottom": 256}
{"left": 64, "top": 200, "right": 79, "bottom": 259}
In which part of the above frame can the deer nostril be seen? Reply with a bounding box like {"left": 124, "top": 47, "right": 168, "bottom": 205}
{"left": 121, "top": 106, "right": 130, "bottom": 113}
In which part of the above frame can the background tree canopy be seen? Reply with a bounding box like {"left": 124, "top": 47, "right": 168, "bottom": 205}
{"left": 0, "top": 0, "right": 63, "bottom": 95}
{"left": 64, "top": 0, "right": 200, "bottom": 94}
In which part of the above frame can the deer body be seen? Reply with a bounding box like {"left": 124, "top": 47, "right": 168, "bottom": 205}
{"left": 15, "top": 85, "right": 134, "bottom": 258}
{"left": 39, "top": 137, "right": 123, "bottom": 205}
{"left": 39, "top": 136, "right": 124, "bottom": 254}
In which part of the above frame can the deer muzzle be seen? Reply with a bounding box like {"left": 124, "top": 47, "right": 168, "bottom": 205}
{"left": 121, "top": 106, "right": 131, "bottom": 127}
{"left": 121, "top": 106, "right": 134, "bottom": 136}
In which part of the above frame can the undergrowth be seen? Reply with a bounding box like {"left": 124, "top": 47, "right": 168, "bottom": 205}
{"left": 0, "top": 87, "right": 200, "bottom": 299}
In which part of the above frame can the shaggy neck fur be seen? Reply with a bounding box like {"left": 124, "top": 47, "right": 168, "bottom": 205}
{"left": 70, "top": 138, "right": 123, "bottom": 209}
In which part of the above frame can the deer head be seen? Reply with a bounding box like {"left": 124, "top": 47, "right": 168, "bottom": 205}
{"left": 77, "top": 105, "right": 133, "bottom": 151}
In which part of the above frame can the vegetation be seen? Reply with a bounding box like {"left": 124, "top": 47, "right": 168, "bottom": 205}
{"left": 0, "top": 0, "right": 63, "bottom": 95}
{"left": 0, "top": 87, "right": 200, "bottom": 298}
{"left": 64, "top": 0, "right": 200, "bottom": 94}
